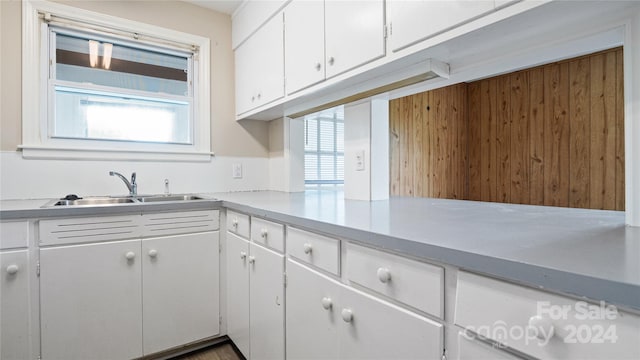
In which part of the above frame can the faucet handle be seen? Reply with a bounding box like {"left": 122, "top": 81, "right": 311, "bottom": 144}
{"left": 131, "top": 172, "right": 137, "bottom": 184}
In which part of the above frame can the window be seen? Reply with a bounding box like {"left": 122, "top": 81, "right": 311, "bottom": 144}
{"left": 22, "top": 1, "right": 211, "bottom": 161}
{"left": 304, "top": 106, "right": 344, "bottom": 189}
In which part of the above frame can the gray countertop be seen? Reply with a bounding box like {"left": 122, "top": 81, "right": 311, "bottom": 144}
{"left": 2, "top": 190, "right": 639, "bottom": 311}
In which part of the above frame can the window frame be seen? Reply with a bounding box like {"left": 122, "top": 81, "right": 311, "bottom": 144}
{"left": 21, "top": 0, "right": 211, "bottom": 161}
{"left": 304, "top": 108, "right": 344, "bottom": 188}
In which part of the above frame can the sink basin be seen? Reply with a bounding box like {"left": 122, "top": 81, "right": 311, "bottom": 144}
{"left": 42, "top": 194, "right": 207, "bottom": 207}
{"left": 44, "top": 197, "right": 137, "bottom": 207}
{"left": 136, "top": 195, "right": 204, "bottom": 202}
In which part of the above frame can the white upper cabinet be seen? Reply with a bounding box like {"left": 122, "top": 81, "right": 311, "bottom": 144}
{"left": 284, "top": 0, "right": 326, "bottom": 94}
{"left": 387, "top": 0, "right": 495, "bottom": 52}
{"left": 324, "top": 0, "right": 385, "bottom": 78}
{"left": 235, "top": 12, "right": 285, "bottom": 115}
{"left": 232, "top": 0, "right": 288, "bottom": 49}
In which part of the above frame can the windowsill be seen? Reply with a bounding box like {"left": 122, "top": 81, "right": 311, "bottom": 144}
{"left": 18, "top": 144, "right": 214, "bottom": 162}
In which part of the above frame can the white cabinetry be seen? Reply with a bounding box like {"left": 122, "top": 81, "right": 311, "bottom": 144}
{"left": 457, "top": 332, "right": 520, "bottom": 360}
{"left": 286, "top": 259, "right": 443, "bottom": 360}
{"left": 1, "top": 249, "right": 30, "bottom": 360}
{"left": 284, "top": 0, "right": 385, "bottom": 95}
{"left": 39, "top": 210, "right": 220, "bottom": 359}
{"left": 387, "top": 0, "right": 495, "bottom": 52}
{"left": 226, "top": 215, "right": 285, "bottom": 360}
{"left": 284, "top": 0, "right": 325, "bottom": 94}
{"left": 235, "top": 12, "right": 284, "bottom": 115}
{"left": 40, "top": 239, "right": 143, "bottom": 360}
{"left": 142, "top": 232, "right": 220, "bottom": 354}
{"left": 455, "top": 271, "right": 640, "bottom": 360}
{"left": 324, "top": 0, "right": 385, "bottom": 78}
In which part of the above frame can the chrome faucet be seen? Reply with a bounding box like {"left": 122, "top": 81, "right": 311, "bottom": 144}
{"left": 109, "top": 171, "right": 137, "bottom": 196}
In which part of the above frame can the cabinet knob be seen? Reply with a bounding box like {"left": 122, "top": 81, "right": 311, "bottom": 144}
{"left": 257, "top": 93, "right": 262, "bottom": 99}
{"left": 328, "top": 57, "right": 335, "bottom": 66}
{"left": 240, "top": 251, "right": 247, "bottom": 260}
{"left": 377, "top": 267, "right": 392, "bottom": 283}
{"left": 315, "top": 62, "right": 322, "bottom": 71}
{"left": 232, "top": 218, "right": 239, "bottom": 228}
{"left": 303, "top": 243, "right": 313, "bottom": 254}
{"left": 528, "top": 315, "right": 555, "bottom": 341}
{"left": 260, "top": 228, "right": 268, "bottom": 238}
{"left": 125, "top": 251, "right": 135, "bottom": 261}
{"left": 148, "top": 249, "right": 158, "bottom": 258}
{"left": 341, "top": 308, "right": 353, "bottom": 323}
{"left": 6, "top": 264, "right": 19, "bottom": 275}
{"left": 251, "top": 96, "right": 255, "bottom": 102}
{"left": 248, "top": 256, "right": 256, "bottom": 264}
{"left": 321, "top": 297, "right": 333, "bottom": 310}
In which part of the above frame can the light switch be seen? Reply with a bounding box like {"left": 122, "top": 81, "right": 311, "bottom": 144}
{"left": 232, "top": 163, "right": 243, "bottom": 179}
{"left": 356, "top": 150, "right": 365, "bottom": 171}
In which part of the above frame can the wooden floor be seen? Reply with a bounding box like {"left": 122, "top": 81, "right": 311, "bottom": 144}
{"left": 171, "top": 343, "right": 243, "bottom": 360}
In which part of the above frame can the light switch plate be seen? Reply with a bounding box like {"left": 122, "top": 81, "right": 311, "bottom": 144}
{"left": 356, "top": 150, "right": 365, "bottom": 171}
{"left": 232, "top": 163, "right": 243, "bottom": 179}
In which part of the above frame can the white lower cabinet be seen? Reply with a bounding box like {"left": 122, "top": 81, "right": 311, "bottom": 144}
{"left": 457, "top": 332, "right": 520, "bottom": 360}
{"left": 1, "top": 249, "right": 30, "bottom": 360}
{"left": 142, "top": 232, "right": 220, "bottom": 355}
{"left": 40, "top": 239, "right": 143, "bottom": 360}
{"left": 226, "top": 232, "right": 285, "bottom": 360}
{"left": 287, "top": 259, "right": 444, "bottom": 360}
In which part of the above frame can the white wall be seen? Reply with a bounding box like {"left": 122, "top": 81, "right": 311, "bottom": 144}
{"left": 0, "top": 151, "right": 269, "bottom": 200}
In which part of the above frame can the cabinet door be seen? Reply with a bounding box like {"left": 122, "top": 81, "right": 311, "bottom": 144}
{"left": 226, "top": 233, "right": 250, "bottom": 358}
{"left": 249, "top": 243, "right": 285, "bottom": 360}
{"left": 338, "top": 284, "right": 444, "bottom": 359}
{"left": 324, "top": 0, "right": 385, "bottom": 78}
{"left": 40, "top": 240, "right": 142, "bottom": 360}
{"left": 284, "top": 0, "right": 325, "bottom": 94}
{"left": 457, "top": 332, "right": 520, "bottom": 360}
{"left": 286, "top": 260, "right": 340, "bottom": 360}
{"left": 235, "top": 12, "right": 284, "bottom": 115}
{"left": 142, "top": 232, "right": 220, "bottom": 355}
{"left": 388, "top": 0, "right": 494, "bottom": 52}
{"left": 1, "top": 250, "right": 30, "bottom": 360}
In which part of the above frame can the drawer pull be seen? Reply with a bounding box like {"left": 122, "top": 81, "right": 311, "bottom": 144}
{"left": 341, "top": 308, "right": 353, "bottom": 323}
{"left": 261, "top": 228, "right": 268, "bottom": 238}
{"left": 528, "top": 315, "right": 555, "bottom": 341}
{"left": 125, "top": 251, "right": 136, "bottom": 261}
{"left": 6, "top": 264, "right": 19, "bottom": 275}
{"left": 303, "top": 243, "right": 313, "bottom": 254}
{"left": 377, "top": 267, "right": 392, "bottom": 283}
{"left": 321, "top": 297, "right": 333, "bottom": 310}
{"left": 240, "top": 251, "right": 247, "bottom": 260}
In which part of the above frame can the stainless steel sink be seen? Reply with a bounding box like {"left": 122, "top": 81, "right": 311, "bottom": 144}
{"left": 43, "top": 197, "right": 138, "bottom": 207}
{"left": 42, "top": 194, "right": 207, "bottom": 208}
{"left": 136, "top": 195, "right": 204, "bottom": 202}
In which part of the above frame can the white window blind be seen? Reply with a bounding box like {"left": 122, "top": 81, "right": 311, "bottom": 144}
{"left": 304, "top": 106, "right": 344, "bottom": 188}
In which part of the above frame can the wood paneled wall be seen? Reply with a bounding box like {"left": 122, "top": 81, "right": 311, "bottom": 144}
{"left": 389, "top": 47, "right": 624, "bottom": 211}
{"left": 390, "top": 84, "right": 468, "bottom": 199}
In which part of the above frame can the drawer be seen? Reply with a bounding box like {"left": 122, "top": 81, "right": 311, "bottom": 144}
{"left": 226, "top": 210, "right": 250, "bottom": 239}
{"left": 346, "top": 242, "right": 444, "bottom": 318}
{"left": 142, "top": 210, "right": 219, "bottom": 237}
{"left": 39, "top": 215, "right": 141, "bottom": 246}
{"left": 455, "top": 271, "right": 640, "bottom": 359}
{"left": 251, "top": 217, "right": 284, "bottom": 252}
{"left": 457, "top": 332, "right": 520, "bottom": 360}
{"left": 1, "top": 221, "right": 29, "bottom": 249}
{"left": 287, "top": 227, "right": 339, "bottom": 276}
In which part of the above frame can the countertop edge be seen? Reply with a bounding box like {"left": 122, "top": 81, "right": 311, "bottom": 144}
{"left": 221, "top": 200, "right": 640, "bottom": 312}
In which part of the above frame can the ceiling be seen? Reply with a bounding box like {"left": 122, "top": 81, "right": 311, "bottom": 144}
{"left": 182, "top": 0, "right": 243, "bottom": 15}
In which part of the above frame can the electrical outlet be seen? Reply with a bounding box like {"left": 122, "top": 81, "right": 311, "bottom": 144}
{"left": 356, "top": 150, "right": 365, "bottom": 171}
{"left": 232, "top": 163, "right": 243, "bottom": 179}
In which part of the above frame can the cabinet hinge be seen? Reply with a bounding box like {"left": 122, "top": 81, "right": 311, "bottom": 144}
{"left": 219, "top": 316, "right": 222, "bottom": 326}
{"left": 283, "top": 273, "right": 287, "bottom": 288}
{"left": 219, "top": 243, "right": 222, "bottom": 253}
{"left": 36, "top": 261, "right": 40, "bottom": 277}
{"left": 384, "top": 24, "right": 389, "bottom": 39}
